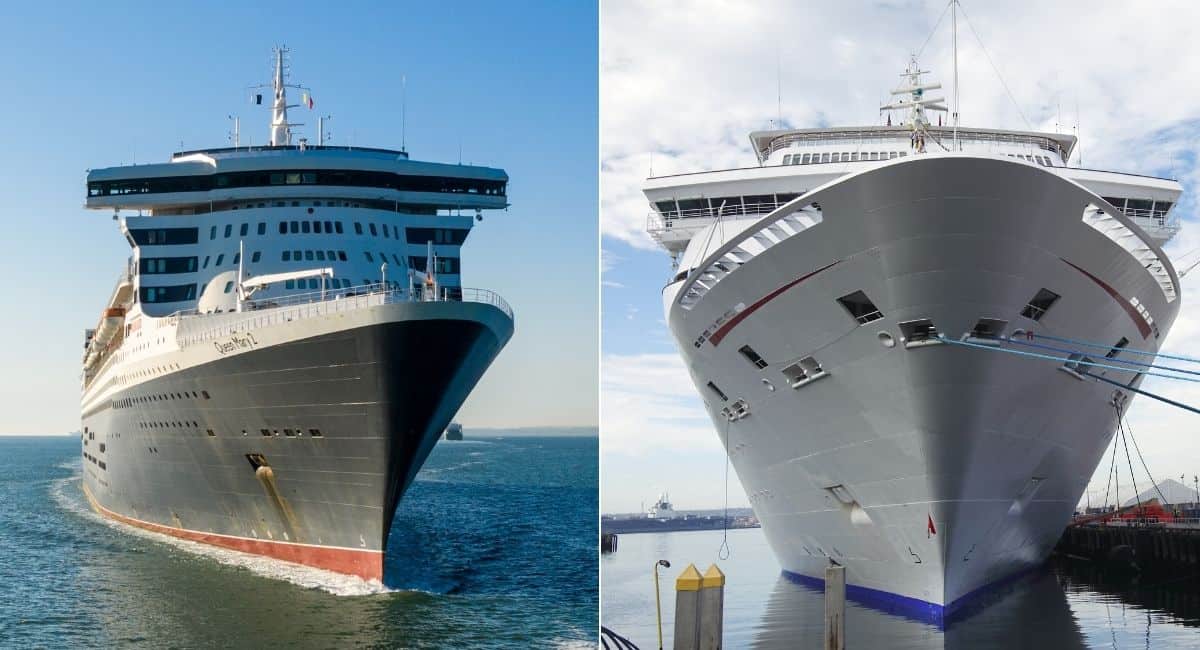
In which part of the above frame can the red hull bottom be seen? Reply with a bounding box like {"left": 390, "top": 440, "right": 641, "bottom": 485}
{"left": 82, "top": 485, "right": 383, "bottom": 581}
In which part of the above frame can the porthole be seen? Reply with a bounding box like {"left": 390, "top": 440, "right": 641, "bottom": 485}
{"left": 878, "top": 332, "right": 895, "bottom": 348}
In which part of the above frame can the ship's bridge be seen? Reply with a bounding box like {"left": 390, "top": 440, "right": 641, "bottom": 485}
{"left": 86, "top": 145, "right": 508, "bottom": 214}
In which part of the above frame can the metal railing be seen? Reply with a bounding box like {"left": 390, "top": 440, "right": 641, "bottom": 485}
{"left": 760, "top": 127, "right": 1067, "bottom": 160}
{"left": 172, "top": 283, "right": 512, "bottom": 347}
{"left": 647, "top": 201, "right": 791, "bottom": 234}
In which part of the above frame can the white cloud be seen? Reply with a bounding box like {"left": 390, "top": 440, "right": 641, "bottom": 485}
{"left": 601, "top": 0, "right": 1200, "bottom": 248}
{"left": 601, "top": 352, "right": 718, "bottom": 455}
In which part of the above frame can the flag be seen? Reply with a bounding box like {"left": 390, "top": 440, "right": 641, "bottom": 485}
{"left": 927, "top": 514, "right": 937, "bottom": 538}
{"left": 303, "top": 92, "right": 314, "bottom": 109}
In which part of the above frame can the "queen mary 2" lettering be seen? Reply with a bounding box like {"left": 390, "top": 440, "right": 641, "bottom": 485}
{"left": 213, "top": 332, "right": 259, "bottom": 355}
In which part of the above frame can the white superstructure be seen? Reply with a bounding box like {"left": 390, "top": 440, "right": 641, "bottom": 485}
{"left": 645, "top": 50, "right": 1183, "bottom": 619}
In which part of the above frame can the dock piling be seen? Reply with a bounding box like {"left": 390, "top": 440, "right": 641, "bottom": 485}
{"left": 825, "top": 564, "right": 846, "bottom": 650}
{"left": 698, "top": 564, "right": 725, "bottom": 650}
{"left": 673, "top": 564, "right": 703, "bottom": 650}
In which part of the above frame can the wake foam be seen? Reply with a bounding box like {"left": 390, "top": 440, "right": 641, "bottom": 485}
{"left": 50, "top": 468, "right": 394, "bottom": 596}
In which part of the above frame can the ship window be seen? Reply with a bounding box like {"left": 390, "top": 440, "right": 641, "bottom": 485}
{"left": 850, "top": 152, "right": 859, "bottom": 162}
{"left": 285, "top": 279, "right": 294, "bottom": 289}
{"left": 209, "top": 226, "right": 217, "bottom": 240}
{"left": 224, "top": 224, "right": 232, "bottom": 238}
{"left": 284, "top": 428, "right": 295, "bottom": 437}
{"left": 293, "top": 249, "right": 300, "bottom": 260}
{"left": 819, "top": 153, "right": 830, "bottom": 163}
{"left": 738, "top": 345, "right": 769, "bottom": 369}
{"left": 327, "top": 249, "right": 336, "bottom": 260}
{"left": 223, "top": 281, "right": 233, "bottom": 294}
{"left": 301, "top": 221, "right": 311, "bottom": 234}
{"left": 251, "top": 251, "right": 261, "bottom": 263}
{"left": 706, "top": 381, "right": 729, "bottom": 402}
{"left": 313, "top": 220, "right": 322, "bottom": 233}
{"left": 206, "top": 429, "right": 215, "bottom": 437}
{"left": 309, "top": 428, "right": 323, "bottom": 437}
{"left": 316, "top": 250, "right": 326, "bottom": 261}
{"left": 290, "top": 220, "right": 299, "bottom": 233}
{"left": 354, "top": 222, "right": 363, "bottom": 235}
{"left": 260, "top": 429, "right": 270, "bottom": 437}
{"left": 831, "top": 152, "right": 841, "bottom": 163}
{"left": 836, "top": 290, "right": 884, "bottom": 325}
{"left": 240, "top": 223, "right": 248, "bottom": 236}
{"left": 335, "top": 221, "right": 344, "bottom": 234}
{"left": 308, "top": 278, "right": 319, "bottom": 289}
{"left": 232, "top": 253, "right": 240, "bottom": 265}
{"left": 304, "top": 250, "right": 314, "bottom": 261}
{"left": 258, "top": 222, "right": 266, "bottom": 235}
{"left": 782, "top": 361, "right": 808, "bottom": 385}
{"left": 365, "top": 252, "right": 374, "bottom": 262}
{"left": 279, "top": 221, "right": 288, "bottom": 234}
{"left": 1106, "top": 337, "right": 1130, "bottom": 359}
{"left": 969, "top": 318, "right": 1007, "bottom": 339}
{"left": 338, "top": 251, "right": 347, "bottom": 261}
{"left": 383, "top": 224, "right": 390, "bottom": 238}
{"left": 369, "top": 223, "right": 378, "bottom": 236}
{"left": 325, "top": 221, "right": 333, "bottom": 233}
{"left": 202, "top": 390, "right": 210, "bottom": 399}
{"left": 1020, "top": 288, "right": 1060, "bottom": 321}
{"left": 899, "top": 319, "right": 939, "bottom": 345}
{"left": 215, "top": 254, "right": 224, "bottom": 266}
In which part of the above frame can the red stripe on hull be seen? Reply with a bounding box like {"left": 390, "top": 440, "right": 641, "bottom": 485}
{"left": 1060, "top": 258, "right": 1152, "bottom": 339}
{"left": 83, "top": 485, "right": 383, "bottom": 581}
{"left": 708, "top": 260, "right": 841, "bottom": 347}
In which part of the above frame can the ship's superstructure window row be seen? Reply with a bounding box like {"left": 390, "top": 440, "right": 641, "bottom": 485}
{"left": 129, "top": 228, "right": 199, "bottom": 246}
{"left": 140, "top": 256, "right": 198, "bottom": 274}
{"left": 140, "top": 284, "right": 196, "bottom": 303}
{"left": 1101, "top": 197, "right": 1174, "bottom": 220}
{"left": 654, "top": 193, "right": 804, "bottom": 220}
{"left": 782, "top": 151, "right": 907, "bottom": 165}
{"left": 89, "top": 169, "right": 506, "bottom": 198}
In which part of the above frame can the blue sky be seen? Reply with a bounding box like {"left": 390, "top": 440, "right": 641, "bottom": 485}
{"left": 0, "top": 1, "right": 597, "bottom": 434}
{"left": 601, "top": 0, "right": 1200, "bottom": 513}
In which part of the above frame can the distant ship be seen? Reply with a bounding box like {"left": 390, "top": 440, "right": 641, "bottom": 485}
{"left": 601, "top": 494, "right": 758, "bottom": 535}
{"left": 444, "top": 423, "right": 464, "bottom": 441}
{"left": 78, "top": 48, "right": 514, "bottom": 581}
{"left": 644, "top": 39, "right": 1183, "bottom": 616}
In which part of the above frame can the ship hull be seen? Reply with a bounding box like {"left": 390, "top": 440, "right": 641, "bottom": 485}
{"left": 81, "top": 301, "right": 512, "bottom": 581}
{"left": 664, "top": 156, "right": 1180, "bottom": 619}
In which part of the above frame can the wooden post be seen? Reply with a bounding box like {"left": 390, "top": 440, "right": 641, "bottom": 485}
{"left": 825, "top": 564, "right": 846, "bottom": 650}
{"left": 698, "top": 564, "right": 725, "bottom": 650}
{"left": 674, "top": 564, "right": 702, "bottom": 650}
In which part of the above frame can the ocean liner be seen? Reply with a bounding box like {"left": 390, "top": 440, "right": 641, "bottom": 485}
{"left": 645, "top": 47, "right": 1184, "bottom": 616}
{"left": 79, "top": 48, "right": 513, "bottom": 581}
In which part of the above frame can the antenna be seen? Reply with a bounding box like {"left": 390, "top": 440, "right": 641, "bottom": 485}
{"left": 776, "top": 46, "right": 782, "bottom": 128}
{"left": 228, "top": 115, "right": 240, "bottom": 148}
{"left": 249, "top": 45, "right": 312, "bottom": 147}
{"left": 951, "top": 0, "right": 959, "bottom": 149}
{"left": 401, "top": 74, "right": 407, "bottom": 153}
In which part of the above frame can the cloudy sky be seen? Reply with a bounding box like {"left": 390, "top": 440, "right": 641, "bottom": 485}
{"left": 601, "top": 0, "right": 1200, "bottom": 513}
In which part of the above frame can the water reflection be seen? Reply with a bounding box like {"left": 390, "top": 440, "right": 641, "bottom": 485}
{"left": 749, "top": 557, "right": 1200, "bottom": 649}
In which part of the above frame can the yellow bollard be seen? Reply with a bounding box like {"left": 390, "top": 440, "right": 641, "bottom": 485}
{"left": 673, "top": 564, "right": 703, "bottom": 650}
{"left": 698, "top": 564, "right": 725, "bottom": 650}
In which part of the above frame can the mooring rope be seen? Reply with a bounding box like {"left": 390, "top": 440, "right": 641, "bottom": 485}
{"left": 936, "top": 335, "right": 1200, "bottom": 383}
{"left": 1122, "top": 411, "right": 1170, "bottom": 506}
{"left": 1032, "top": 332, "right": 1200, "bottom": 365}
{"left": 718, "top": 416, "right": 732, "bottom": 561}
{"left": 1008, "top": 336, "right": 1200, "bottom": 378}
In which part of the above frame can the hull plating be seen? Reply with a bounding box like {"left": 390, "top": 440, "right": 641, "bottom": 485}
{"left": 80, "top": 302, "right": 512, "bottom": 580}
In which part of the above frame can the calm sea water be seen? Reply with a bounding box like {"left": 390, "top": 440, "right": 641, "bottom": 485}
{"left": 602, "top": 527, "right": 1200, "bottom": 648}
{"left": 0, "top": 434, "right": 597, "bottom": 649}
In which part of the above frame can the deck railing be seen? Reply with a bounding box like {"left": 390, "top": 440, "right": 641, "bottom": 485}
{"left": 172, "top": 283, "right": 511, "bottom": 347}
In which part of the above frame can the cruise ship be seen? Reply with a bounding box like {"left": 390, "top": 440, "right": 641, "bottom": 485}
{"left": 79, "top": 48, "right": 514, "bottom": 582}
{"left": 645, "top": 54, "right": 1183, "bottom": 618}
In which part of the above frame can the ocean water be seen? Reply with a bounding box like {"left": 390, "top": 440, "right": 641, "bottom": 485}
{"left": 602, "top": 527, "right": 1200, "bottom": 648}
{"left": 0, "top": 434, "right": 597, "bottom": 649}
